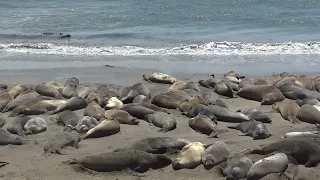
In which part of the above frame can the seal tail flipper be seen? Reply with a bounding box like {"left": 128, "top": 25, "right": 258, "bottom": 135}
{"left": 287, "top": 116, "right": 300, "bottom": 124}
{"left": 56, "top": 149, "right": 67, "bottom": 155}
{"left": 238, "top": 132, "right": 249, "bottom": 136}
{"left": 208, "top": 131, "right": 219, "bottom": 138}
{"left": 41, "top": 151, "right": 52, "bottom": 157}
{"left": 227, "top": 125, "right": 237, "bottom": 129}
{"left": 0, "top": 161, "right": 9, "bottom": 168}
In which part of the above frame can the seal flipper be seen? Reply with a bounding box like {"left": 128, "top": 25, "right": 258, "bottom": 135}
{"left": 56, "top": 149, "right": 68, "bottom": 155}
{"left": 208, "top": 131, "right": 219, "bottom": 138}
{"left": 238, "top": 132, "right": 249, "bottom": 136}
{"left": 0, "top": 161, "right": 9, "bottom": 168}
{"left": 287, "top": 116, "right": 300, "bottom": 124}
{"left": 227, "top": 125, "right": 238, "bottom": 129}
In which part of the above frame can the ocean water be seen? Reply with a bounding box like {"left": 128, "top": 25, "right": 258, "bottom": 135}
{"left": 0, "top": 0, "right": 320, "bottom": 74}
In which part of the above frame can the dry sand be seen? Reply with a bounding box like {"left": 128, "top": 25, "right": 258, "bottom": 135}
{"left": 0, "top": 65, "right": 317, "bottom": 180}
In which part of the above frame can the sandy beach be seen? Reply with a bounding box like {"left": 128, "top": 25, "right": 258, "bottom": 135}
{"left": 0, "top": 65, "right": 318, "bottom": 180}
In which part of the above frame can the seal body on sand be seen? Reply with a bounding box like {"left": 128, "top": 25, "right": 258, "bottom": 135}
{"left": 118, "top": 86, "right": 130, "bottom": 99}
{"left": 213, "top": 99, "right": 229, "bottom": 109}
{"left": 295, "top": 75, "right": 314, "bottom": 90}
{"left": 201, "top": 91, "right": 219, "bottom": 105}
{"left": 104, "top": 110, "right": 139, "bottom": 125}
{"left": 184, "top": 104, "right": 217, "bottom": 122}
{"left": 169, "top": 81, "right": 186, "bottom": 91}
{"left": 0, "top": 92, "right": 13, "bottom": 110}
{"left": 133, "top": 95, "right": 150, "bottom": 103}
{"left": 69, "top": 116, "right": 99, "bottom": 133}
{"left": 202, "top": 141, "right": 231, "bottom": 169}
{"left": 178, "top": 96, "right": 205, "bottom": 113}
{"left": 2, "top": 92, "right": 41, "bottom": 112}
{"left": 208, "top": 105, "right": 251, "bottom": 123}
{"left": 120, "top": 105, "right": 155, "bottom": 119}
{"left": 46, "top": 97, "right": 87, "bottom": 115}
{"left": 296, "top": 98, "right": 320, "bottom": 106}
{"left": 238, "top": 106, "right": 271, "bottom": 123}
{"left": 113, "top": 137, "right": 190, "bottom": 154}
{"left": 0, "top": 116, "right": 6, "bottom": 128}
{"left": 172, "top": 142, "right": 206, "bottom": 170}
{"left": 7, "top": 115, "right": 32, "bottom": 136}
{"left": 297, "top": 104, "right": 320, "bottom": 125}
{"left": 34, "top": 84, "right": 62, "bottom": 98}
{"left": 121, "top": 83, "right": 151, "bottom": 104}
{"left": 228, "top": 120, "right": 272, "bottom": 139}
{"left": 293, "top": 165, "right": 320, "bottom": 180}
{"left": 143, "top": 72, "right": 177, "bottom": 84}
{"left": 247, "top": 153, "right": 288, "bottom": 180}
{"left": 64, "top": 77, "right": 79, "bottom": 86}
{"left": 46, "top": 81, "right": 63, "bottom": 90}
{"left": 86, "top": 92, "right": 105, "bottom": 107}
{"left": 62, "top": 84, "right": 77, "bottom": 99}
{"left": 0, "top": 128, "right": 23, "bottom": 145}
{"left": 81, "top": 119, "right": 120, "bottom": 139}
{"left": 23, "top": 117, "right": 47, "bottom": 135}
{"left": 130, "top": 102, "right": 166, "bottom": 112}
{"left": 65, "top": 150, "right": 172, "bottom": 173}
{"left": 222, "top": 153, "right": 253, "bottom": 180}
{"left": 83, "top": 101, "right": 105, "bottom": 121}
{"left": 144, "top": 112, "right": 177, "bottom": 132}
{"left": 151, "top": 94, "right": 180, "bottom": 109}
{"left": 272, "top": 99, "right": 300, "bottom": 124}
{"left": 105, "top": 97, "right": 123, "bottom": 109}
{"left": 189, "top": 115, "right": 227, "bottom": 138}
{"left": 214, "top": 81, "right": 236, "bottom": 98}
{"left": 184, "top": 82, "right": 200, "bottom": 92}
{"left": 76, "top": 85, "right": 91, "bottom": 99}
{"left": 9, "top": 85, "right": 28, "bottom": 98}
{"left": 282, "top": 131, "right": 319, "bottom": 139}
{"left": 22, "top": 99, "right": 67, "bottom": 115}
{"left": 43, "top": 131, "right": 80, "bottom": 156}
{"left": 239, "top": 77, "right": 254, "bottom": 88}
{"left": 162, "top": 90, "right": 191, "bottom": 102}
{"left": 55, "top": 110, "right": 80, "bottom": 127}
{"left": 237, "top": 85, "right": 285, "bottom": 105}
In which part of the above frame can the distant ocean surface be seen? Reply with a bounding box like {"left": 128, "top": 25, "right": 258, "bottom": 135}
{"left": 0, "top": 0, "right": 320, "bottom": 74}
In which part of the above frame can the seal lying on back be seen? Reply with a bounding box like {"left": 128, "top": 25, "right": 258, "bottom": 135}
{"left": 189, "top": 115, "right": 228, "bottom": 138}
{"left": 208, "top": 105, "right": 251, "bottom": 123}
{"left": 201, "top": 141, "right": 231, "bottom": 170}
{"left": 143, "top": 72, "right": 177, "bottom": 84}
{"left": 221, "top": 153, "right": 253, "bottom": 180}
{"left": 144, "top": 112, "right": 177, "bottom": 132}
{"left": 237, "top": 106, "right": 271, "bottom": 123}
{"left": 113, "top": 137, "right": 191, "bottom": 154}
{"left": 228, "top": 120, "right": 272, "bottom": 139}
{"left": 272, "top": 99, "right": 300, "bottom": 124}
{"left": 23, "top": 117, "right": 47, "bottom": 135}
{"left": 7, "top": 115, "right": 32, "bottom": 136}
{"left": 64, "top": 150, "right": 172, "bottom": 173}
{"left": 46, "top": 97, "right": 87, "bottom": 115}
{"left": 0, "top": 128, "right": 23, "bottom": 145}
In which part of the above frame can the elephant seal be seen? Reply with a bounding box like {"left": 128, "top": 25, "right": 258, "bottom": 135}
{"left": 296, "top": 98, "right": 320, "bottom": 106}
{"left": 246, "top": 153, "right": 288, "bottom": 180}
{"left": 239, "top": 77, "right": 254, "bottom": 88}
{"left": 43, "top": 131, "right": 80, "bottom": 156}
{"left": 46, "top": 81, "right": 63, "bottom": 90}
{"left": 23, "top": 117, "right": 47, "bottom": 135}
{"left": 7, "top": 115, "right": 32, "bottom": 136}
{"left": 183, "top": 89, "right": 201, "bottom": 97}
{"left": 76, "top": 85, "right": 91, "bottom": 99}
{"left": 297, "top": 104, "right": 320, "bottom": 125}
{"left": 151, "top": 94, "right": 180, "bottom": 109}
{"left": 184, "top": 82, "right": 200, "bottom": 92}
{"left": 143, "top": 72, "right": 177, "bottom": 84}
{"left": 120, "top": 105, "right": 155, "bottom": 119}
{"left": 201, "top": 91, "right": 219, "bottom": 105}
{"left": 178, "top": 96, "right": 205, "bottom": 113}
{"left": 214, "top": 99, "right": 229, "bottom": 109}
{"left": 86, "top": 91, "right": 105, "bottom": 107}
{"left": 237, "top": 106, "right": 271, "bottom": 123}
{"left": 68, "top": 116, "right": 99, "bottom": 134}
{"left": 163, "top": 90, "right": 191, "bottom": 102}
{"left": 144, "top": 112, "right": 177, "bottom": 132}
{"left": 62, "top": 84, "right": 77, "bottom": 99}
{"left": 169, "top": 81, "right": 186, "bottom": 91}
{"left": 2, "top": 92, "right": 41, "bottom": 112}
{"left": 214, "top": 81, "right": 236, "bottom": 98}
{"left": 46, "top": 97, "right": 87, "bottom": 115}
{"left": 0, "top": 116, "right": 6, "bottom": 128}
{"left": 9, "top": 85, "right": 28, "bottom": 98}
{"left": 208, "top": 105, "right": 252, "bottom": 123}
{"left": 81, "top": 119, "right": 120, "bottom": 139}
{"left": 221, "top": 153, "right": 253, "bottom": 180}
{"left": 121, "top": 83, "right": 151, "bottom": 104}
{"left": 184, "top": 104, "right": 217, "bottom": 122}
{"left": 22, "top": 99, "right": 67, "bottom": 116}
{"left": 189, "top": 115, "right": 228, "bottom": 138}
{"left": 224, "top": 71, "right": 244, "bottom": 79}
{"left": 237, "top": 85, "right": 285, "bottom": 105}
{"left": 16, "top": 89, "right": 35, "bottom": 97}
{"left": 293, "top": 165, "right": 320, "bottom": 180}
{"left": 104, "top": 110, "right": 139, "bottom": 125}
{"left": 282, "top": 131, "right": 319, "bottom": 139}
{"left": 113, "top": 137, "right": 190, "bottom": 154}
{"left": 83, "top": 101, "right": 105, "bottom": 121}
{"left": 118, "top": 86, "right": 130, "bottom": 99}
{"left": 64, "top": 77, "right": 79, "bottom": 86}
{"left": 125, "top": 102, "right": 165, "bottom": 112}
{"left": 198, "top": 78, "right": 220, "bottom": 88}
{"left": 0, "top": 92, "right": 13, "bottom": 110}
{"left": 228, "top": 120, "right": 272, "bottom": 139}
{"left": 172, "top": 142, "right": 206, "bottom": 170}
{"left": 64, "top": 150, "right": 172, "bottom": 173}
{"left": 8, "top": 98, "right": 50, "bottom": 117}
{"left": 0, "top": 128, "right": 23, "bottom": 145}
{"left": 272, "top": 99, "right": 300, "bottom": 124}
{"left": 295, "top": 75, "right": 314, "bottom": 90}
{"left": 34, "top": 84, "right": 62, "bottom": 98}
{"left": 55, "top": 110, "right": 80, "bottom": 127}
{"left": 105, "top": 97, "right": 123, "bottom": 109}
{"left": 133, "top": 95, "right": 149, "bottom": 103}
{"left": 202, "top": 141, "right": 231, "bottom": 170}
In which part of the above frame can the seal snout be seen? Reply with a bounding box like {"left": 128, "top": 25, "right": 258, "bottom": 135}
{"left": 172, "top": 160, "right": 183, "bottom": 170}
{"left": 203, "top": 160, "right": 214, "bottom": 170}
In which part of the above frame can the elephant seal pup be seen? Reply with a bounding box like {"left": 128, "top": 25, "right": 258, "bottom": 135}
{"left": 120, "top": 105, "right": 155, "bottom": 119}
{"left": 64, "top": 150, "right": 172, "bottom": 173}
{"left": 143, "top": 72, "right": 177, "bottom": 84}
{"left": 246, "top": 153, "right": 288, "bottom": 180}
{"left": 76, "top": 85, "right": 91, "bottom": 99}
{"left": 208, "top": 105, "right": 252, "bottom": 123}
{"left": 46, "top": 81, "right": 63, "bottom": 90}
{"left": 105, "top": 97, "right": 123, "bottom": 109}
{"left": 43, "top": 131, "right": 81, "bottom": 156}
{"left": 68, "top": 116, "right": 99, "bottom": 134}
{"left": 64, "top": 77, "right": 79, "bottom": 86}
{"left": 282, "top": 131, "right": 319, "bottom": 139}
{"left": 178, "top": 96, "right": 205, "bottom": 113}
{"left": 0, "top": 116, "right": 6, "bottom": 128}
{"left": 144, "top": 112, "right": 177, "bottom": 132}
{"left": 83, "top": 101, "right": 105, "bottom": 121}
{"left": 62, "top": 84, "right": 77, "bottom": 99}
{"left": 7, "top": 115, "right": 32, "bottom": 136}
{"left": 293, "top": 165, "right": 320, "bottom": 180}
{"left": 2, "top": 92, "right": 41, "bottom": 112}
{"left": 202, "top": 141, "right": 231, "bottom": 170}
{"left": 298, "top": 104, "right": 320, "bottom": 125}
{"left": 81, "top": 119, "right": 120, "bottom": 139}
{"left": 169, "top": 81, "right": 186, "bottom": 91}
{"left": 189, "top": 115, "right": 228, "bottom": 138}
{"left": 34, "top": 84, "right": 62, "bottom": 98}
{"left": 104, "top": 110, "right": 139, "bottom": 125}
{"left": 0, "top": 92, "right": 13, "bottom": 110}
{"left": 86, "top": 92, "right": 105, "bottom": 107}
{"left": 237, "top": 106, "right": 271, "bottom": 123}
{"left": 46, "top": 97, "right": 87, "bottom": 115}
{"left": 184, "top": 82, "right": 200, "bottom": 92}
{"left": 237, "top": 85, "right": 285, "bottom": 105}
{"left": 172, "top": 142, "right": 206, "bottom": 170}
{"left": 228, "top": 120, "right": 272, "bottom": 139}
{"left": 0, "top": 128, "right": 23, "bottom": 145}
{"left": 55, "top": 110, "right": 80, "bottom": 127}
{"left": 121, "top": 83, "right": 151, "bottom": 104}
{"left": 272, "top": 99, "right": 300, "bottom": 124}
{"left": 114, "top": 137, "right": 190, "bottom": 154}
{"left": 184, "top": 104, "right": 217, "bottom": 122}
{"left": 23, "top": 117, "right": 47, "bottom": 135}
{"left": 151, "top": 94, "right": 180, "bottom": 109}
{"left": 133, "top": 95, "right": 150, "bottom": 103}
{"left": 221, "top": 153, "right": 253, "bottom": 180}
{"left": 214, "top": 81, "right": 237, "bottom": 98}
{"left": 9, "top": 85, "right": 28, "bottom": 98}
{"left": 22, "top": 99, "right": 67, "bottom": 115}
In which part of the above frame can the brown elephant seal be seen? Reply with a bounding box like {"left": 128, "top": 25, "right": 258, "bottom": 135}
{"left": 184, "top": 104, "right": 217, "bottom": 122}
{"left": 120, "top": 104, "right": 155, "bottom": 119}
{"left": 202, "top": 141, "right": 231, "bottom": 169}
{"left": 208, "top": 105, "right": 252, "bottom": 123}
{"left": 64, "top": 150, "right": 172, "bottom": 173}
{"left": 169, "top": 81, "right": 186, "bottom": 91}
{"left": 221, "top": 153, "right": 253, "bottom": 180}
{"left": 55, "top": 110, "right": 80, "bottom": 127}
{"left": 179, "top": 96, "right": 205, "bottom": 113}
{"left": 46, "top": 81, "right": 63, "bottom": 90}
{"left": 83, "top": 101, "right": 105, "bottom": 121}
{"left": 237, "top": 106, "right": 271, "bottom": 123}
{"left": 296, "top": 98, "right": 320, "bottom": 106}
{"left": 214, "top": 81, "right": 237, "bottom": 98}
{"left": 62, "top": 84, "right": 77, "bottom": 99}
{"left": 104, "top": 110, "right": 139, "bottom": 125}
{"left": 23, "top": 117, "right": 47, "bottom": 135}
{"left": 46, "top": 97, "right": 87, "bottom": 115}
{"left": 7, "top": 115, "right": 32, "bottom": 136}
{"left": 22, "top": 99, "right": 67, "bottom": 115}
{"left": 121, "top": 83, "right": 151, "bottom": 104}
{"left": 86, "top": 91, "right": 105, "bottom": 107}
{"left": 9, "top": 85, "right": 28, "bottom": 98}
{"left": 282, "top": 131, "right": 319, "bottom": 139}
{"left": 43, "top": 131, "right": 80, "bottom": 156}
{"left": 2, "top": 92, "right": 41, "bottom": 112}
{"left": 151, "top": 94, "right": 180, "bottom": 109}
{"left": 198, "top": 78, "right": 220, "bottom": 88}
{"left": 76, "top": 85, "right": 91, "bottom": 99}
{"left": 0, "top": 128, "right": 24, "bottom": 145}
{"left": 293, "top": 165, "right": 320, "bottom": 180}
{"left": 34, "top": 84, "right": 62, "bottom": 98}
{"left": 182, "top": 89, "right": 201, "bottom": 97}
{"left": 81, "top": 119, "right": 120, "bottom": 139}
{"left": 297, "top": 104, "right": 320, "bottom": 125}
{"left": 9, "top": 97, "right": 52, "bottom": 117}
{"left": 118, "top": 86, "right": 130, "bottom": 99}
{"left": 0, "top": 92, "right": 13, "bottom": 110}
{"left": 184, "top": 82, "right": 200, "bottom": 92}
{"left": 113, "top": 137, "right": 191, "bottom": 154}
{"left": 162, "top": 90, "right": 191, "bottom": 102}
{"left": 295, "top": 75, "right": 314, "bottom": 90}
{"left": 201, "top": 91, "right": 219, "bottom": 105}
{"left": 132, "top": 95, "right": 150, "bottom": 103}
{"left": 143, "top": 72, "right": 177, "bottom": 84}
{"left": 105, "top": 97, "right": 123, "bottom": 109}
{"left": 172, "top": 142, "right": 206, "bottom": 170}
{"left": 0, "top": 116, "right": 6, "bottom": 128}
{"left": 64, "top": 77, "right": 79, "bottom": 86}
{"left": 144, "top": 112, "right": 177, "bottom": 132}
{"left": 228, "top": 120, "right": 272, "bottom": 139}
{"left": 237, "top": 85, "right": 285, "bottom": 105}
{"left": 189, "top": 115, "right": 228, "bottom": 138}
{"left": 246, "top": 153, "right": 288, "bottom": 180}
{"left": 68, "top": 116, "right": 99, "bottom": 134}
{"left": 272, "top": 99, "right": 300, "bottom": 124}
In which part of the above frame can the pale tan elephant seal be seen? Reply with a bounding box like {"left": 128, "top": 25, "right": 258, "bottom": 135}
{"left": 104, "top": 110, "right": 139, "bottom": 125}
{"left": 169, "top": 81, "right": 186, "bottom": 91}
{"left": 23, "top": 117, "right": 47, "bottom": 135}
{"left": 297, "top": 104, "right": 320, "bottom": 125}
{"left": 143, "top": 72, "right": 177, "bottom": 84}
{"left": 22, "top": 99, "right": 67, "bottom": 115}
{"left": 105, "top": 97, "right": 123, "bottom": 109}
{"left": 272, "top": 99, "right": 300, "bottom": 124}
{"left": 83, "top": 101, "right": 105, "bottom": 121}
{"left": 46, "top": 81, "right": 63, "bottom": 90}
{"left": 0, "top": 92, "right": 13, "bottom": 111}
{"left": 34, "top": 84, "right": 62, "bottom": 98}
{"left": 9, "top": 85, "right": 28, "bottom": 98}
